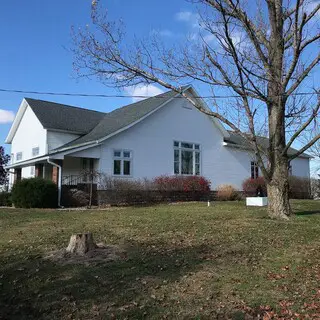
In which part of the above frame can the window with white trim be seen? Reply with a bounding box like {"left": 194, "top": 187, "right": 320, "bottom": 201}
{"left": 174, "top": 141, "right": 200, "bottom": 175}
{"left": 16, "top": 152, "right": 22, "bottom": 161}
{"left": 251, "top": 161, "right": 259, "bottom": 179}
{"left": 113, "top": 150, "right": 132, "bottom": 176}
{"left": 32, "top": 147, "right": 39, "bottom": 157}
{"left": 30, "top": 166, "right": 35, "bottom": 176}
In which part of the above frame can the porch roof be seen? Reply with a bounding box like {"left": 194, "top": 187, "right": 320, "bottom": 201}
{"left": 224, "top": 131, "right": 312, "bottom": 159}
{"left": 5, "top": 155, "right": 51, "bottom": 169}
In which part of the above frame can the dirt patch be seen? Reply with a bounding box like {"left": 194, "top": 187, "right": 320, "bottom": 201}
{"left": 44, "top": 243, "right": 126, "bottom": 265}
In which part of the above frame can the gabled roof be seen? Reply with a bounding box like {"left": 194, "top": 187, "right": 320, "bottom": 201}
{"left": 224, "top": 131, "right": 311, "bottom": 159}
{"left": 52, "top": 89, "right": 181, "bottom": 151}
{"left": 25, "top": 98, "right": 106, "bottom": 134}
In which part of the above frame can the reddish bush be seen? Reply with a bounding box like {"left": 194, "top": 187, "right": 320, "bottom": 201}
{"left": 242, "top": 176, "right": 311, "bottom": 199}
{"left": 242, "top": 177, "right": 267, "bottom": 196}
{"left": 216, "top": 184, "right": 239, "bottom": 201}
{"left": 154, "top": 175, "right": 211, "bottom": 192}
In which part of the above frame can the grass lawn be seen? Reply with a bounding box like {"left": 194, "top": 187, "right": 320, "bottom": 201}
{"left": 0, "top": 200, "right": 320, "bottom": 319}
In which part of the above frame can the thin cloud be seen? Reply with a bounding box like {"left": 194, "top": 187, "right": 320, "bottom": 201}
{"left": 175, "top": 11, "right": 200, "bottom": 28}
{"left": 175, "top": 11, "right": 194, "bottom": 22}
{"left": 150, "top": 29, "right": 174, "bottom": 37}
{"left": 0, "top": 109, "right": 15, "bottom": 124}
{"left": 124, "top": 84, "right": 164, "bottom": 102}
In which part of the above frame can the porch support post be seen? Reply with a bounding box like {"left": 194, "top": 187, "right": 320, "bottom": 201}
{"left": 35, "top": 164, "right": 43, "bottom": 178}
{"left": 52, "top": 166, "right": 59, "bottom": 184}
{"left": 47, "top": 159, "right": 63, "bottom": 207}
{"left": 13, "top": 168, "right": 22, "bottom": 183}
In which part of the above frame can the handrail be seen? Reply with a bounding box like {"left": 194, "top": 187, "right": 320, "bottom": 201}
{"left": 62, "top": 172, "right": 97, "bottom": 186}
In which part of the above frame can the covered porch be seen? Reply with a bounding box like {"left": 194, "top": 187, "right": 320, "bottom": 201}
{"left": 62, "top": 156, "right": 99, "bottom": 186}
{"left": 7, "top": 155, "right": 100, "bottom": 206}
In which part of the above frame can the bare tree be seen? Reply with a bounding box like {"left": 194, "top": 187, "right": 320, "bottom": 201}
{"left": 301, "top": 122, "right": 320, "bottom": 176}
{"left": 72, "top": 0, "right": 320, "bottom": 219}
{"left": 0, "top": 146, "right": 10, "bottom": 188}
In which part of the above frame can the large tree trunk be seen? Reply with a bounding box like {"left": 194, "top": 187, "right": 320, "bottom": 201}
{"left": 267, "top": 159, "right": 292, "bottom": 219}
{"left": 266, "top": 1, "right": 291, "bottom": 219}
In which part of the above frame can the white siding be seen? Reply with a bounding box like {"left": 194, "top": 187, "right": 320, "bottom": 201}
{"left": 291, "top": 157, "right": 310, "bottom": 178}
{"left": 95, "top": 98, "right": 310, "bottom": 189}
{"left": 69, "top": 146, "right": 101, "bottom": 159}
{"left": 96, "top": 98, "right": 255, "bottom": 189}
{"left": 47, "top": 131, "right": 80, "bottom": 151}
{"left": 10, "top": 106, "right": 47, "bottom": 180}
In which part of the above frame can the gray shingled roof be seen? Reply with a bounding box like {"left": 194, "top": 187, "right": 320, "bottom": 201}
{"left": 25, "top": 98, "right": 106, "bottom": 134}
{"left": 225, "top": 131, "right": 311, "bottom": 158}
{"left": 52, "top": 89, "right": 178, "bottom": 151}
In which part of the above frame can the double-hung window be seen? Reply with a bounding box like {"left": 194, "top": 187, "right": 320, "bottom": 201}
{"left": 251, "top": 161, "right": 259, "bottom": 179}
{"left": 174, "top": 141, "right": 200, "bottom": 175}
{"left": 113, "top": 150, "right": 132, "bottom": 176}
{"left": 16, "top": 152, "right": 22, "bottom": 162}
{"left": 32, "top": 147, "right": 39, "bottom": 157}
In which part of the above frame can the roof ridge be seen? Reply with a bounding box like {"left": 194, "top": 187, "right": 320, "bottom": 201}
{"left": 25, "top": 97, "right": 106, "bottom": 115}
{"left": 51, "top": 88, "right": 180, "bottom": 152}
{"left": 104, "top": 88, "right": 178, "bottom": 116}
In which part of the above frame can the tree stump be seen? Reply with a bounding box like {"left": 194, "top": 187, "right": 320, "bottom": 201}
{"left": 66, "top": 233, "right": 96, "bottom": 255}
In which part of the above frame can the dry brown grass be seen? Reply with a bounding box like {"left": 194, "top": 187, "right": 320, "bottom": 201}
{"left": 0, "top": 200, "right": 320, "bottom": 319}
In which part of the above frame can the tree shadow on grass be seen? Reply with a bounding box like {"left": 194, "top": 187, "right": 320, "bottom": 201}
{"left": 0, "top": 240, "right": 239, "bottom": 319}
{"left": 294, "top": 209, "right": 320, "bottom": 216}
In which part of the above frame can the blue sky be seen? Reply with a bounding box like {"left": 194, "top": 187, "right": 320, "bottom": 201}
{"left": 0, "top": 0, "right": 319, "bottom": 174}
{"left": 0, "top": 0, "right": 196, "bottom": 149}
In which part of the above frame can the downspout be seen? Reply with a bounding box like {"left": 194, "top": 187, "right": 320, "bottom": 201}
{"left": 47, "top": 158, "right": 62, "bottom": 207}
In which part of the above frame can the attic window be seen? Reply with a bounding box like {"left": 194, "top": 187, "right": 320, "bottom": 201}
{"left": 16, "top": 152, "right": 22, "bottom": 161}
{"left": 32, "top": 147, "right": 39, "bottom": 157}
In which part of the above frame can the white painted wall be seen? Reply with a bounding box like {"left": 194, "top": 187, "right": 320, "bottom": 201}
{"left": 10, "top": 106, "right": 47, "bottom": 161}
{"left": 9, "top": 105, "right": 47, "bottom": 181}
{"left": 95, "top": 98, "right": 310, "bottom": 189}
{"left": 291, "top": 157, "right": 310, "bottom": 178}
{"left": 47, "top": 131, "right": 80, "bottom": 151}
{"left": 94, "top": 98, "right": 246, "bottom": 189}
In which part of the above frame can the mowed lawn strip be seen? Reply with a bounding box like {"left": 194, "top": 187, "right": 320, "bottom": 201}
{"left": 0, "top": 200, "right": 320, "bottom": 319}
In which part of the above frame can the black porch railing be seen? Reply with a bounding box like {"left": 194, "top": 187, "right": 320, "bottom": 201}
{"left": 62, "top": 173, "right": 99, "bottom": 186}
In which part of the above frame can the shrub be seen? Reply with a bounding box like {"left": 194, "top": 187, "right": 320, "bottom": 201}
{"left": 289, "top": 176, "right": 311, "bottom": 199}
{"left": 154, "top": 175, "right": 211, "bottom": 192}
{"left": 0, "top": 192, "right": 12, "bottom": 206}
{"left": 62, "top": 187, "right": 90, "bottom": 207}
{"left": 96, "top": 174, "right": 211, "bottom": 206}
{"left": 216, "top": 184, "right": 239, "bottom": 201}
{"left": 242, "top": 177, "right": 267, "bottom": 196}
{"left": 98, "top": 174, "right": 153, "bottom": 191}
{"left": 311, "top": 178, "right": 320, "bottom": 199}
{"left": 11, "top": 178, "right": 58, "bottom": 208}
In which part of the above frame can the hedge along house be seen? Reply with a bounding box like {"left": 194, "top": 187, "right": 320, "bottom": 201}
{"left": 5, "top": 86, "right": 311, "bottom": 205}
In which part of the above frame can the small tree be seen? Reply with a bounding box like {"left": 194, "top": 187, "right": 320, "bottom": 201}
{"left": 0, "top": 146, "right": 10, "bottom": 188}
